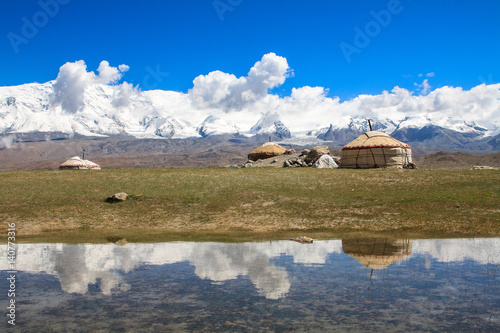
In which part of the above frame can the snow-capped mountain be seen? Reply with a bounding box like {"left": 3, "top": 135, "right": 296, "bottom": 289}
{"left": 1, "top": 79, "right": 499, "bottom": 150}
{"left": 249, "top": 111, "right": 291, "bottom": 139}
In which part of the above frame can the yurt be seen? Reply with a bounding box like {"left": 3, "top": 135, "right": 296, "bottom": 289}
{"left": 342, "top": 238, "right": 413, "bottom": 270}
{"left": 59, "top": 156, "right": 101, "bottom": 170}
{"left": 248, "top": 142, "right": 287, "bottom": 161}
{"left": 341, "top": 131, "right": 412, "bottom": 169}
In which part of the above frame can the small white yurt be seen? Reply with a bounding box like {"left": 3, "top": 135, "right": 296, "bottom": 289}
{"left": 341, "top": 131, "right": 412, "bottom": 169}
{"left": 59, "top": 156, "right": 101, "bottom": 170}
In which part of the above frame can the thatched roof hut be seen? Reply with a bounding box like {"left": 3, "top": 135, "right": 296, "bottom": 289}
{"left": 248, "top": 142, "right": 287, "bottom": 161}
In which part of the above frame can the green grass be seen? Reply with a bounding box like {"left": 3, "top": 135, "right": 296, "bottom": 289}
{"left": 0, "top": 168, "right": 499, "bottom": 242}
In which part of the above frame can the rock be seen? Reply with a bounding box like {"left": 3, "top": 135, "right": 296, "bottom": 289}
{"left": 106, "top": 192, "right": 128, "bottom": 203}
{"left": 271, "top": 158, "right": 278, "bottom": 164}
{"left": 313, "top": 155, "right": 339, "bottom": 169}
{"left": 305, "top": 145, "right": 331, "bottom": 164}
{"left": 290, "top": 236, "right": 314, "bottom": 244}
{"left": 300, "top": 149, "right": 310, "bottom": 157}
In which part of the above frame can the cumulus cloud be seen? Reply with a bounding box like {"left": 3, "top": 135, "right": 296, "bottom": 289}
{"left": 112, "top": 82, "right": 139, "bottom": 108}
{"left": 50, "top": 60, "right": 129, "bottom": 113}
{"left": 189, "top": 52, "right": 291, "bottom": 111}
{"left": 96, "top": 60, "right": 129, "bottom": 84}
{"left": 415, "top": 78, "right": 432, "bottom": 95}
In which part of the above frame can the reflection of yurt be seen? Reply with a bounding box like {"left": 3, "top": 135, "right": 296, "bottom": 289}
{"left": 248, "top": 142, "right": 287, "bottom": 161}
{"left": 341, "top": 131, "right": 412, "bottom": 169}
{"left": 59, "top": 156, "right": 101, "bottom": 170}
{"left": 342, "top": 238, "right": 412, "bottom": 270}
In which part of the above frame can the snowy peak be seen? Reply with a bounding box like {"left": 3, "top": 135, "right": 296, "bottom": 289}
{"left": 197, "top": 115, "right": 240, "bottom": 138}
{"left": 249, "top": 111, "right": 291, "bottom": 139}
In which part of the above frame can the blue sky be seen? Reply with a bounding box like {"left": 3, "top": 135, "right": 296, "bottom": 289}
{"left": 1, "top": 0, "right": 499, "bottom": 101}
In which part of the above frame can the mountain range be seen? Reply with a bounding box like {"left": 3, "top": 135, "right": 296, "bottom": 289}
{"left": 1, "top": 79, "right": 499, "bottom": 151}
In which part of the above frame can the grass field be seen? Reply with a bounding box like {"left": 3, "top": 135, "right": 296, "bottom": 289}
{"left": 1, "top": 168, "right": 499, "bottom": 242}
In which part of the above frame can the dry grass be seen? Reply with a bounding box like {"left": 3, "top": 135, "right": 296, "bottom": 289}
{"left": 0, "top": 168, "right": 499, "bottom": 242}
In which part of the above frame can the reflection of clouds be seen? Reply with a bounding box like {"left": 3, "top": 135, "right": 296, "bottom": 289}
{"left": 54, "top": 245, "right": 131, "bottom": 295}
{"left": 5, "top": 239, "right": 496, "bottom": 299}
{"left": 412, "top": 238, "right": 500, "bottom": 265}
{"left": 0, "top": 240, "right": 342, "bottom": 299}
{"left": 192, "top": 243, "right": 290, "bottom": 300}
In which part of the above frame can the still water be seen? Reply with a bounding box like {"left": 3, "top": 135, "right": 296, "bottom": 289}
{"left": 1, "top": 238, "right": 499, "bottom": 332}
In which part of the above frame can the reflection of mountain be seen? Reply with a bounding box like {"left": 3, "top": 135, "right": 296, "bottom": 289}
{"left": 0, "top": 240, "right": 342, "bottom": 299}
{"left": 342, "top": 238, "right": 413, "bottom": 269}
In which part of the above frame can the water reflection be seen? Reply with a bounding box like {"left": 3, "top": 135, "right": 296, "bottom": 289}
{"left": 342, "top": 238, "right": 412, "bottom": 269}
{"left": 0, "top": 240, "right": 342, "bottom": 299}
{"left": 1, "top": 238, "right": 499, "bottom": 332}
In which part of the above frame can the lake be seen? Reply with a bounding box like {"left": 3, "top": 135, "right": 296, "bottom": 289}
{"left": 1, "top": 238, "right": 499, "bottom": 332}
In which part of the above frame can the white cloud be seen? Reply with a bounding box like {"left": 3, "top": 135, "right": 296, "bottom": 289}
{"left": 112, "top": 82, "right": 139, "bottom": 108}
{"left": 415, "top": 78, "right": 431, "bottom": 95}
{"left": 50, "top": 60, "right": 129, "bottom": 113}
{"left": 189, "top": 52, "right": 291, "bottom": 111}
{"left": 0, "top": 134, "right": 17, "bottom": 149}
{"left": 96, "top": 60, "right": 128, "bottom": 84}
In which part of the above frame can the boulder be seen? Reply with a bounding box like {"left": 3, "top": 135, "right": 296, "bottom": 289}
{"left": 313, "top": 155, "right": 339, "bottom": 169}
{"left": 106, "top": 192, "right": 128, "bottom": 203}
{"left": 305, "top": 145, "right": 330, "bottom": 163}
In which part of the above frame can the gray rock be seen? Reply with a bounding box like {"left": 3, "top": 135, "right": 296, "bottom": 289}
{"left": 106, "top": 192, "right": 128, "bottom": 203}
{"left": 300, "top": 149, "right": 310, "bottom": 157}
{"left": 305, "top": 145, "right": 331, "bottom": 163}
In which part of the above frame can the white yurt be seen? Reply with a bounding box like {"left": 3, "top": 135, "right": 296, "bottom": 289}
{"left": 59, "top": 156, "right": 101, "bottom": 170}
{"left": 341, "top": 131, "right": 412, "bottom": 169}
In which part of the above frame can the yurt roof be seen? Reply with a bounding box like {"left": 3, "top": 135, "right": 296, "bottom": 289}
{"left": 342, "top": 131, "right": 410, "bottom": 150}
{"left": 60, "top": 156, "right": 101, "bottom": 169}
{"left": 346, "top": 253, "right": 410, "bottom": 269}
{"left": 60, "top": 156, "right": 89, "bottom": 168}
{"left": 248, "top": 142, "right": 287, "bottom": 160}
